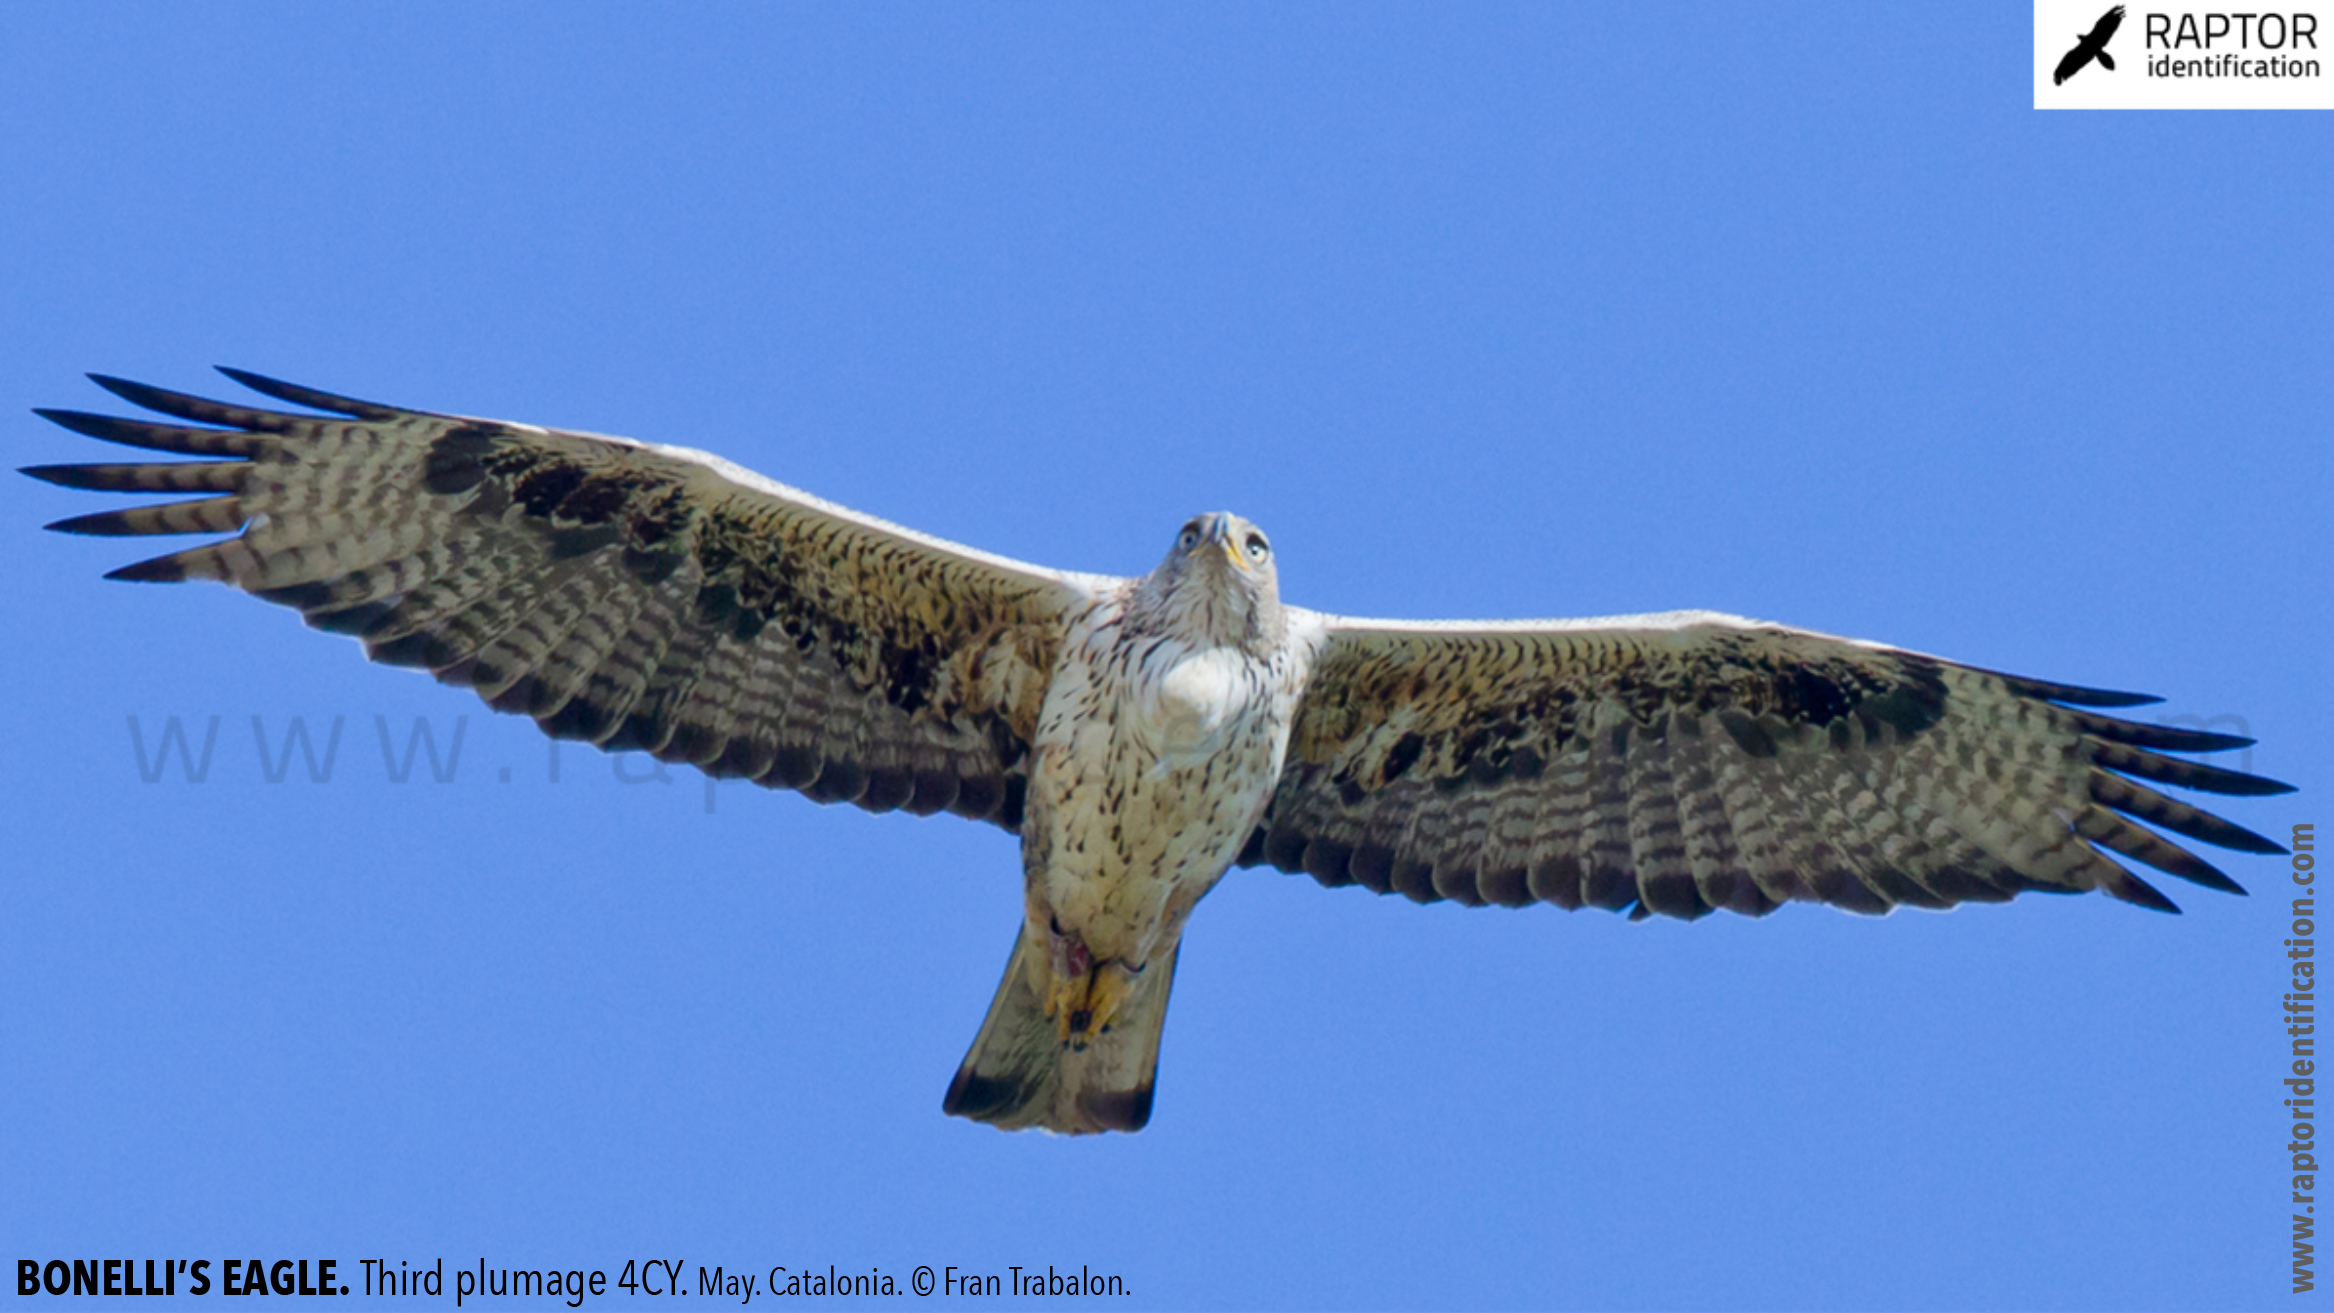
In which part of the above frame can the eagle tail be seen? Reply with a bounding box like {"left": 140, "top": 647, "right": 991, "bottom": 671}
{"left": 942, "top": 926, "right": 1177, "bottom": 1134}
{"left": 2098, "top": 50, "right": 2115, "bottom": 70}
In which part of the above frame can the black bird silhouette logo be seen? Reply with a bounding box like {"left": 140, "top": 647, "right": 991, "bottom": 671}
{"left": 2055, "top": 5, "right": 2125, "bottom": 84}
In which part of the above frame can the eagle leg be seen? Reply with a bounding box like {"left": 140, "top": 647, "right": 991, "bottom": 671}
{"left": 1039, "top": 919, "right": 1140, "bottom": 1052}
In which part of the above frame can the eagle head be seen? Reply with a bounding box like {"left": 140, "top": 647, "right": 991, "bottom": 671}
{"left": 1134, "top": 510, "right": 1284, "bottom": 655}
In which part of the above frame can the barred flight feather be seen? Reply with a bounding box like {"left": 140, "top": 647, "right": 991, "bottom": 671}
{"left": 1243, "top": 614, "right": 2292, "bottom": 917}
{"left": 30, "top": 368, "right": 1105, "bottom": 835}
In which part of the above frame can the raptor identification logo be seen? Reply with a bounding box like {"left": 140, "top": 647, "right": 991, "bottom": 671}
{"left": 2034, "top": 0, "right": 2334, "bottom": 106}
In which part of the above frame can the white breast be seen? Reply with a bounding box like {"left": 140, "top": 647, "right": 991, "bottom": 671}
{"left": 1136, "top": 643, "right": 1256, "bottom": 768}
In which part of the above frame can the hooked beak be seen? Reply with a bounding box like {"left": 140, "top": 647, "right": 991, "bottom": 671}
{"left": 1186, "top": 513, "right": 1248, "bottom": 572}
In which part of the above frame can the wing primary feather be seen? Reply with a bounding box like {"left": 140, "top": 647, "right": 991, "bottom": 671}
{"left": 21, "top": 461, "right": 244, "bottom": 493}
{"left": 103, "top": 545, "right": 232, "bottom": 582}
{"left": 32, "top": 408, "right": 261, "bottom": 456}
{"left": 2089, "top": 770, "right": 2286, "bottom": 856}
{"left": 2077, "top": 807, "right": 2246, "bottom": 894}
{"left": 46, "top": 497, "right": 246, "bottom": 536}
{"left": 1986, "top": 670, "right": 2161, "bottom": 707}
{"left": 2066, "top": 708, "right": 2256, "bottom": 753}
{"left": 86, "top": 374, "right": 313, "bottom": 433}
{"left": 2093, "top": 863, "right": 2182, "bottom": 913}
{"left": 2088, "top": 737, "right": 2295, "bottom": 797}
{"left": 215, "top": 366, "right": 402, "bottom": 420}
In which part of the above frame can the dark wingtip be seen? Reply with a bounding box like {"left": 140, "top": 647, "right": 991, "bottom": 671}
{"left": 44, "top": 510, "right": 124, "bottom": 536}
{"left": 85, "top": 373, "right": 224, "bottom": 421}
{"left": 102, "top": 555, "right": 189, "bottom": 583}
{"left": 32, "top": 407, "right": 132, "bottom": 442}
{"left": 20, "top": 464, "right": 86, "bottom": 488}
{"left": 2222, "top": 829, "right": 2292, "bottom": 857}
{"left": 1987, "top": 668, "right": 2163, "bottom": 708}
{"left": 2105, "top": 867, "right": 2185, "bottom": 913}
{"left": 213, "top": 365, "right": 388, "bottom": 418}
{"left": 2041, "top": 685, "right": 2160, "bottom": 709}
{"left": 2186, "top": 865, "right": 2252, "bottom": 895}
{"left": 85, "top": 373, "right": 146, "bottom": 402}
{"left": 2076, "top": 712, "right": 2257, "bottom": 754}
{"left": 2210, "top": 773, "right": 2299, "bottom": 798}
{"left": 214, "top": 366, "right": 304, "bottom": 394}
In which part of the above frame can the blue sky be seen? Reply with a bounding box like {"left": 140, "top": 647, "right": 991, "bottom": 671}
{"left": 1, "top": 5, "right": 2325, "bottom": 1310}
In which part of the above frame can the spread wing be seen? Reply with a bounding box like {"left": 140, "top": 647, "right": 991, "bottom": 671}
{"left": 1243, "top": 610, "right": 2289, "bottom": 917}
{"left": 2090, "top": 5, "right": 2125, "bottom": 43}
{"left": 27, "top": 369, "right": 1115, "bottom": 828}
{"left": 2053, "top": 43, "right": 2094, "bottom": 83}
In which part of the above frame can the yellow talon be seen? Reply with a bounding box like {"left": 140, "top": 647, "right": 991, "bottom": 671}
{"left": 1045, "top": 962, "right": 1137, "bottom": 1051}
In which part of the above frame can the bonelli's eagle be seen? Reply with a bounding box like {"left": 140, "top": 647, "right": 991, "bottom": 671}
{"left": 26, "top": 370, "right": 2289, "bottom": 1133}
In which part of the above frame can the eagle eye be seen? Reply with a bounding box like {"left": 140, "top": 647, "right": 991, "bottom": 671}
{"left": 1176, "top": 527, "right": 1199, "bottom": 552}
{"left": 1244, "top": 533, "right": 1269, "bottom": 563}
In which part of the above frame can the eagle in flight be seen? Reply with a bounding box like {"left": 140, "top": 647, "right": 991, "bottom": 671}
{"left": 26, "top": 370, "right": 2289, "bottom": 1133}
{"left": 2055, "top": 5, "right": 2126, "bottom": 84}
